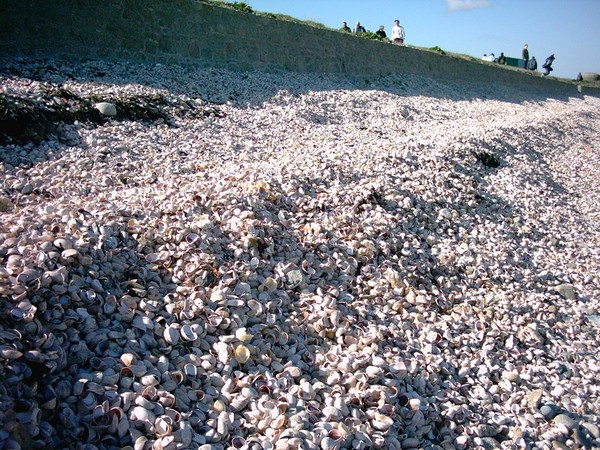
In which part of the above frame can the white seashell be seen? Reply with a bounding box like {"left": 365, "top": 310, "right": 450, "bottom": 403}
{"left": 299, "top": 381, "right": 316, "bottom": 400}
{"left": 120, "top": 353, "right": 137, "bottom": 367}
{"left": 230, "top": 396, "right": 250, "bottom": 412}
{"left": 134, "top": 436, "right": 148, "bottom": 450}
{"left": 140, "top": 375, "right": 159, "bottom": 386}
{"left": 371, "top": 412, "right": 394, "bottom": 431}
{"left": 154, "top": 415, "right": 174, "bottom": 436}
{"left": 271, "top": 414, "right": 287, "bottom": 429}
{"left": 95, "top": 102, "right": 117, "bottom": 116}
{"left": 61, "top": 248, "right": 79, "bottom": 259}
{"left": 235, "top": 327, "right": 254, "bottom": 342}
{"left": 234, "top": 345, "right": 251, "bottom": 364}
{"left": 130, "top": 406, "right": 156, "bottom": 424}
{"left": 216, "top": 410, "right": 232, "bottom": 435}
{"left": 163, "top": 326, "right": 179, "bottom": 345}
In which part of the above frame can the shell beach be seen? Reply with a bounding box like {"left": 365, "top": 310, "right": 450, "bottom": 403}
{"left": 1, "top": 57, "right": 599, "bottom": 449}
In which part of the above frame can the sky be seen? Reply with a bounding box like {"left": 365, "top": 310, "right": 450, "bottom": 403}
{"left": 242, "top": 0, "right": 600, "bottom": 80}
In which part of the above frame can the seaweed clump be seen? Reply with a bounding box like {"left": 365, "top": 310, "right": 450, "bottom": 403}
{"left": 0, "top": 88, "right": 225, "bottom": 145}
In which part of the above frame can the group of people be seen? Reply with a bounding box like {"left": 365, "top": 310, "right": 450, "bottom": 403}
{"left": 481, "top": 45, "right": 555, "bottom": 76}
{"left": 522, "top": 44, "right": 555, "bottom": 76}
{"left": 339, "top": 20, "right": 406, "bottom": 44}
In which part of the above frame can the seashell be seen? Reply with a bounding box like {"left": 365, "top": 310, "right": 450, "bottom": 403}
{"left": 232, "top": 436, "right": 247, "bottom": 449}
{"left": 271, "top": 414, "right": 287, "bottom": 429}
{"left": 0, "top": 345, "right": 23, "bottom": 360}
{"left": 130, "top": 406, "right": 156, "bottom": 425}
{"left": 247, "top": 299, "right": 263, "bottom": 316}
{"left": 261, "top": 277, "right": 278, "bottom": 292}
{"left": 322, "top": 406, "right": 342, "bottom": 421}
{"left": 321, "top": 437, "right": 337, "bottom": 450}
{"left": 371, "top": 412, "right": 394, "bottom": 431}
{"left": 230, "top": 396, "right": 250, "bottom": 412}
{"left": 234, "top": 345, "right": 251, "bottom": 364}
{"left": 141, "top": 375, "right": 160, "bottom": 386}
{"left": 299, "top": 381, "right": 316, "bottom": 400}
{"left": 16, "top": 268, "right": 41, "bottom": 285}
{"left": 61, "top": 248, "right": 79, "bottom": 259}
{"left": 180, "top": 324, "right": 198, "bottom": 341}
{"left": 120, "top": 353, "right": 137, "bottom": 367}
{"left": 235, "top": 327, "right": 254, "bottom": 342}
{"left": 183, "top": 363, "right": 198, "bottom": 380}
{"left": 154, "top": 415, "right": 174, "bottom": 436}
{"left": 145, "top": 253, "right": 161, "bottom": 263}
{"left": 163, "top": 325, "right": 180, "bottom": 345}
{"left": 157, "top": 391, "right": 175, "bottom": 407}
{"left": 217, "top": 410, "right": 233, "bottom": 435}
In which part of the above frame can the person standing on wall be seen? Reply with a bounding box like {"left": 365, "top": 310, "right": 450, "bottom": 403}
{"left": 353, "top": 21, "right": 366, "bottom": 33}
{"left": 522, "top": 44, "right": 529, "bottom": 69}
{"left": 392, "top": 19, "right": 405, "bottom": 44}
{"left": 376, "top": 25, "right": 387, "bottom": 39}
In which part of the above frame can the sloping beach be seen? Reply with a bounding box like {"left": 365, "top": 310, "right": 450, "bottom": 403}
{"left": 1, "top": 58, "right": 599, "bottom": 449}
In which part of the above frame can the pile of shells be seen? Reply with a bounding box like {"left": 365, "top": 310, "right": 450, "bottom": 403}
{"left": 1, "top": 57, "right": 599, "bottom": 450}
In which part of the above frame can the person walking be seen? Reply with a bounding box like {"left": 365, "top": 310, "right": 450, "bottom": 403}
{"left": 391, "top": 19, "right": 405, "bottom": 44}
{"left": 522, "top": 44, "right": 529, "bottom": 69}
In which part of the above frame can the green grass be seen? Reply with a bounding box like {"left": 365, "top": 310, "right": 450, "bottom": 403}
{"left": 199, "top": 0, "right": 596, "bottom": 86}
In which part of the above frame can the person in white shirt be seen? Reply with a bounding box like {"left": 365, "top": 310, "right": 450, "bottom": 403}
{"left": 391, "top": 19, "right": 405, "bottom": 44}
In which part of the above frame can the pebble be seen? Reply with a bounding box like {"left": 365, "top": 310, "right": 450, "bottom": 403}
{"left": 95, "top": 101, "right": 117, "bottom": 116}
{"left": 555, "top": 283, "right": 577, "bottom": 300}
{"left": 474, "top": 437, "right": 502, "bottom": 449}
{"left": 573, "top": 428, "right": 594, "bottom": 449}
{"left": 551, "top": 440, "right": 570, "bottom": 450}
{"left": 541, "top": 404, "right": 558, "bottom": 420}
{"left": 553, "top": 413, "right": 578, "bottom": 430}
{"left": 526, "top": 389, "right": 544, "bottom": 409}
{"left": 582, "top": 422, "right": 600, "bottom": 439}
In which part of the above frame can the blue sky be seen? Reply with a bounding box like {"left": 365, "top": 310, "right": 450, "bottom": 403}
{"left": 242, "top": 0, "right": 599, "bottom": 79}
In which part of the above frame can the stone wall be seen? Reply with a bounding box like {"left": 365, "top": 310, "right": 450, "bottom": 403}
{"left": 0, "top": 0, "right": 590, "bottom": 96}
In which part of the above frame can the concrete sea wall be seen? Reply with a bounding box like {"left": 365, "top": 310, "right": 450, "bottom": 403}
{"left": 0, "top": 0, "right": 590, "bottom": 97}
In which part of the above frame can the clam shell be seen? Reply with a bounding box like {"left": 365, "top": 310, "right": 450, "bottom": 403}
{"left": 163, "top": 326, "right": 180, "bottom": 345}
{"left": 234, "top": 345, "right": 251, "bottom": 364}
{"left": 235, "top": 327, "right": 254, "bottom": 342}
{"left": 180, "top": 324, "right": 198, "bottom": 341}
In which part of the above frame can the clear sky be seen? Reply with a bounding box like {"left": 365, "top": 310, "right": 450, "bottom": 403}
{"left": 242, "top": 0, "right": 599, "bottom": 80}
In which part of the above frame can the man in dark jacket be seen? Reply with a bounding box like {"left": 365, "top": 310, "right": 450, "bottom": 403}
{"left": 527, "top": 56, "right": 537, "bottom": 71}
{"left": 542, "top": 54, "right": 555, "bottom": 76}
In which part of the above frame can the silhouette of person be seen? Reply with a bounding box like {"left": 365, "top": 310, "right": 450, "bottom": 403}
{"left": 542, "top": 54, "right": 555, "bottom": 76}
{"left": 497, "top": 52, "right": 506, "bottom": 64}
{"left": 522, "top": 44, "right": 529, "bottom": 69}
{"left": 340, "top": 21, "right": 351, "bottom": 32}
